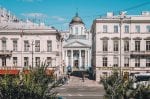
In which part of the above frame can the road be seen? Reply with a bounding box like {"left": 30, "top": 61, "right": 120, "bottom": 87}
{"left": 55, "top": 76, "right": 105, "bottom": 99}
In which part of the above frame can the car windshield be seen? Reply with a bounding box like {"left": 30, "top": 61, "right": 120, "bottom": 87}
{"left": 135, "top": 76, "right": 150, "bottom": 82}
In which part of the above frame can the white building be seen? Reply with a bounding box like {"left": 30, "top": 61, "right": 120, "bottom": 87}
{"left": 62, "top": 13, "right": 91, "bottom": 73}
{"left": 91, "top": 11, "right": 150, "bottom": 81}
{"left": 0, "top": 7, "right": 61, "bottom": 76}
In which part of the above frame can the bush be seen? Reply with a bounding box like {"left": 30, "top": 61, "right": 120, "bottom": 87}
{"left": 0, "top": 64, "right": 59, "bottom": 99}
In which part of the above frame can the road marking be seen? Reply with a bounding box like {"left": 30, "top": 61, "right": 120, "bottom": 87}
{"left": 59, "top": 88, "right": 66, "bottom": 89}
{"left": 78, "top": 94, "right": 83, "bottom": 96}
{"left": 68, "top": 94, "right": 72, "bottom": 96}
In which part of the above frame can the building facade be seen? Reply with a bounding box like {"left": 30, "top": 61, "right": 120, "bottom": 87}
{"left": 62, "top": 13, "right": 91, "bottom": 73}
{"left": 91, "top": 11, "right": 150, "bottom": 81}
{"left": 0, "top": 7, "right": 62, "bottom": 76}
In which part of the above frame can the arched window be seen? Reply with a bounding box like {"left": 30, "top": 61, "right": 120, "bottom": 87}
{"left": 81, "top": 27, "right": 83, "bottom": 35}
{"left": 75, "top": 27, "right": 78, "bottom": 34}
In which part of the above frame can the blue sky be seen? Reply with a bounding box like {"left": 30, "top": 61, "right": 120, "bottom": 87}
{"left": 0, "top": 0, "right": 150, "bottom": 30}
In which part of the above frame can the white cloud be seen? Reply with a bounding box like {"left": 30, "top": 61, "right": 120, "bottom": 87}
{"left": 51, "top": 16, "right": 66, "bottom": 21}
{"left": 21, "top": 13, "right": 47, "bottom": 18}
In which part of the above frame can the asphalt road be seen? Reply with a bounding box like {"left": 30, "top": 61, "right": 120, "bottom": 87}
{"left": 55, "top": 84, "right": 105, "bottom": 99}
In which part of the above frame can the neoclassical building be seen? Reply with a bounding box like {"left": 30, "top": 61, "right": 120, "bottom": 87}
{"left": 91, "top": 11, "right": 150, "bottom": 81}
{"left": 62, "top": 13, "right": 91, "bottom": 72}
{"left": 0, "top": 7, "right": 62, "bottom": 76}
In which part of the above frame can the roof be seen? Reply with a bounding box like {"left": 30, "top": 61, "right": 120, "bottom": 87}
{"left": 70, "top": 13, "right": 84, "bottom": 25}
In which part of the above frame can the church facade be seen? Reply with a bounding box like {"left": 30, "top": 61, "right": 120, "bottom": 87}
{"left": 62, "top": 13, "right": 92, "bottom": 73}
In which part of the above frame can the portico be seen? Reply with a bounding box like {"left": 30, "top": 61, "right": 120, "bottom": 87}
{"left": 64, "top": 48, "right": 90, "bottom": 71}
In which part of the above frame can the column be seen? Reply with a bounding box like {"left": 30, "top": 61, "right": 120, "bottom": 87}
{"left": 85, "top": 50, "right": 88, "bottom": 69}
{"left": 87, "top": 50, "right": 90, "bottom": 69}
{"left": 71, "top": 50, "right": 73, "bottom": 69}
{"left": 65, "top": 50, "right": 68, "bottom": 67}
{"left": 79, "top": 50, "right": 82, "bottom": 69}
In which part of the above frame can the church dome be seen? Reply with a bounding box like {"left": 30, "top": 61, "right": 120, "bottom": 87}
{"left": 70, "top": 13, "right": 84, "bottom": 24}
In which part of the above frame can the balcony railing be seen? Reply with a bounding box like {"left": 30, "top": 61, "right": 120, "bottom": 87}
{"left": 130, "top": 51, "right": 150, "bottom": 57}
{"left": 0, "top": 50, "right": 12, "bottom": 56}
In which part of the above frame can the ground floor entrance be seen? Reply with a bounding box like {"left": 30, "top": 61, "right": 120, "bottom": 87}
{"left": 63, "top": 49, "right": 91, "bottom": 71}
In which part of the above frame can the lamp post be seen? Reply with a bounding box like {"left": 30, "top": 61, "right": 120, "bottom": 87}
{"left": 29, "top": 40, "right": 34, "bottom": 69}
{"left": 119, "top": 11, "right": 126, "bottom": 77}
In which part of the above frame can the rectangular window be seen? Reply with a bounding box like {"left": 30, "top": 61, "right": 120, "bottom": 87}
{"left": 114, "top": 25, "right": 118, "bottom": 33}
{"left": 103, "top": 40, "right": 108, "bottom": 51}
{"left": 35, "top": 40, "right": 40, "bottom": 52}
{"left": 47, "top": 57, "right": 52, "bottom": 67}
{"left": 125, "top": 25, "right": 129, "bottom": 33}
{"left": 135, "top": 57, "right": 140, "bottom": 67}
{"left": 135, "top": 25, "right": 140, "bottom": 33}
{"left": 103, "top": 57, "right": 107, "bottom": 67}
{"left": 24, "top": 40, "right": 29, "bottom": 52}
{"left": 135, "top": 41, "right": 140, "bottom": 51}
{"left": 146, "top": 25, "right": 150, "bottom": 32}
{"left": 113, "top": 57, "right": 118, "bottom": 67}
{"left": 13, "top": 40, "right": 17, "bottom": 51}
{"left": 146, "top": 57, "right": 150, "bottom": 67}
{"left": 2, "top": 40, "right": 6, "bottom": 51}
{"left": 35, "top": 57, "right": 40, "bottom": 66}
{"left": 146, "top": 41, "right": 150, "bottom": 51}
{"left": 124, "top": 40, "right": 129, "bottom": 52}
{"left": 47, "top": 40, "right": 52, "bottom": 52}
{"left": 13, "top": 57, "right": 17, "bottom": 66}
{"left": 24, "top": 57, "right": 29, "bottom": 67}
{"left": 113, "top": 40, "right": 118, "bottom": 51}
{"left": 103, "top": 25, "right": 107, "bottom": 33}
{"left": 124, "top": 57, "right": 129, "bottom": 67}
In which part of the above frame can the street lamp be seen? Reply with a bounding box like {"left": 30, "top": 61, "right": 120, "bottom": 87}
{"left": 119, "top": 11, "right": 126, "bottom": 76}
{"left": 119, "top": 11, "right": 131, "bottom": 77}
{"left": 28, "top": 40, "right": 34, "bottom": 69}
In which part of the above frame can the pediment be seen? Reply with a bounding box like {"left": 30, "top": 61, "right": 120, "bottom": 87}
{"left": 63, "top": 41, "right": 90, "bottom": 48}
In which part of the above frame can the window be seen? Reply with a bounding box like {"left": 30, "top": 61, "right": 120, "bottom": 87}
{"left": 146, "top": 57, "right": 150, "bottom": 67}
{"left": 103, "top": 40, "right": 108, "bottom": 51}
{"left": 24, "top": 57, "right": 29, "bottom": 67}
{"left": 35, "top": 40, "right": 40, "bottom": 52}
{"left": 75, "top": 27, "right": 78, "bottom": 34}
{"left": 124, "top": 57, "right": 129, "bottom": 67}
{"left": 124, "top": 41, "right": 129, "bottom": 52}
{"left": 146, "top": 41, "right": 150, "bottom": 51}
{"left": 81, "top": 27, "right": 83, "bottom": 35}
{"left": 103, "top": 25, "right": 107, "bottom": 33}
{"left": 135, "top": 25, "right": 140, "bottom": 33}
{"left": 47, "top": 57, "right": 52, "bottom": 67}
{"left": 13, "top": 57, "right": 17, "bottom": 66}
{"left": 103, "top": 57, "right": 107, "bottom": 67}
{"left": 135, "top": 57, "right": 140, "bottom": 67}
{"left": 13, "top": 40, "right": 17, "bottom": 51}
{"left": 2, "top": 40, "right": 6, "bottom": 51}
{"left": 113, "top": 57, "right": 118, "bottom": 67}
{"left": 47, "top": 40, "right": 52, "bottom": 52}
{"left": 125, "top": 25, "right": 129, "bottom": 33}
{"left": 146, "top": 25, "right": 150, "bottom": 32}
{"left": 2, "top": 57, "right": 6, "bottom": 66}
{"left": 24, "top": 40, "right": 29, "bottom": 52}
{"left": 114, "top": 40, "right": 118, "bottom": 51}
{"left": 135, "top": 41, "right": 140, "bottom": 51}
{"left": 35, "top": 57, "right": 40, "bottom": 66}
{"left": 114, "top": 25, "right": 118, "bottom": 33}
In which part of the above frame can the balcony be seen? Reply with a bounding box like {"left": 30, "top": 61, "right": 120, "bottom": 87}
{"left": 130, "top": 51, "right": 150, "bottom": 58}
{"left": 0, "top": 50, "right": 12, "bottom": 57}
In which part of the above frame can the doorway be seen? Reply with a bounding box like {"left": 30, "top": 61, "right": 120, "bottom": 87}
{"left": 74, "top": 60, "right": 79, "bottom": 69}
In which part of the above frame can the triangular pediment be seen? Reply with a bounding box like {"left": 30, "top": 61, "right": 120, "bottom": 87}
{"left": 63, "top": 41, "right": 90, "bottom": 48}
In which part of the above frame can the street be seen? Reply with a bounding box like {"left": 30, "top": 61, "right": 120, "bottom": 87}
{"left": 55, "top": 76, "right": 105, "bottom": 99}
